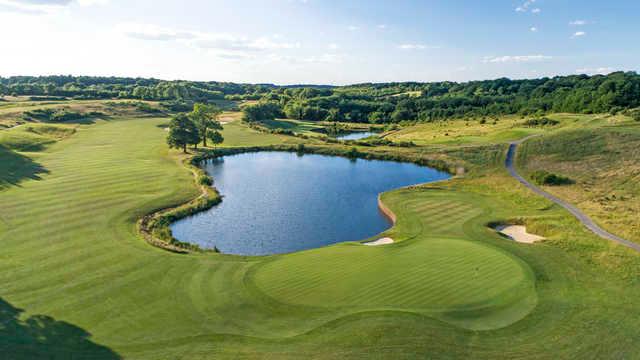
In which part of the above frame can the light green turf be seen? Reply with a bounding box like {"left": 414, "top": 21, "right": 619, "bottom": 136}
{"left": 259, "top": 118, "right": 325, "bottom": 135}
{"left": 219, "top": 120, "right": 304, "bottom": 147}
{"left": 2, "top": 115, "right": 640, "bottom": 359}
{"left": 252, "top": 193, "right": 536, "bottom": 330}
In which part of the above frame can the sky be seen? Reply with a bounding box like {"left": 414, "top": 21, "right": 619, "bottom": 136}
{"left": 0, "top": 0, "right": 638, "bottom": 85}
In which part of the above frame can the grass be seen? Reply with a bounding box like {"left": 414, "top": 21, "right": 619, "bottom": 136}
{"left": 0, "top": 99, "right": 162, "bottom": 129}
{"left": 259, "top": 118, "right": 325, "bottom": 135}
{"left": 386, "top": 115, "right": 543, "bottom": 146}
{"left": 252, "top": 190, "right": 537, "bottom": 331}
{"left": 1, "top": 112, "right": 640, "bottom": 358}
{"left": 518, "top": 119, "right": 640, "bottom": 244}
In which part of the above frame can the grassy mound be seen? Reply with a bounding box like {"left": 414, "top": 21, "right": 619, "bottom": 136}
{"left": 252, "top": 192, "right": 536, "bottom": 330}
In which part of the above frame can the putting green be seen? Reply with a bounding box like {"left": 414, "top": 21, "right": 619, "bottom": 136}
{"left": 251, "top": 195, "right": 537, "bottom": 330}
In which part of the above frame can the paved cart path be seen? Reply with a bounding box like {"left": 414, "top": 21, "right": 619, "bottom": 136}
{"left": 506, "top": 137, "right": 640, "bottom": 252}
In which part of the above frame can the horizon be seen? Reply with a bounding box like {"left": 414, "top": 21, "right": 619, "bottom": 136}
{"left": 1, "top": 70, "right": 636, "bottom": 87}
{"left": 1, "top": 0, "right": 639, "bottom": 85}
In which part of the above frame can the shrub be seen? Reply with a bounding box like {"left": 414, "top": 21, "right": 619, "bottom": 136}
{"left": 160, "top": 100, "right": 194, "bottom": 112}
{"left": 530, "top": 170, "right": 573, "bottom": 185}
{"left": 22, "top": 108, "right": 55, "bottom": 121}
{"left": 523, "top": 117, "right": 560, "bottom": 127}
{"left": 197, "top": 174, "right": 213, "bottom": 186}
{"left": 347, "top": 147, "right": 359, "bottom": 158}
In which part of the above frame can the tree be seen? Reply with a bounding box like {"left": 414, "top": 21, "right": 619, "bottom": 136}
{"left": 207, "top": 130, "right": 224, "bottom": 148}
{"left": 242, "top": 102, "right": 282, "bottom": 122}
{"left": 189, "top": 103, "right": 222, "bottom": 147}
{"left": 167, "top": 114, "right": 199, "bottom": 153}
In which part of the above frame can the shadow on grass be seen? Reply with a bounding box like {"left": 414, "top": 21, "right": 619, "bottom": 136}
{"left": 0, "top": 145, "right": 49, "bottom": 188}
{"left": 0, "top": 297, "right": 120, "bottom": 359}
{"left": 53, "top": 114, "right": 112, "bottom": 125}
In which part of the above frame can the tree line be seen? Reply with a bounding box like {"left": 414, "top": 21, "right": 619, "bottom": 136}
{"left": 251, "top": 71, "right": 640, "bottom": 123}
{"left": 166, "top": 103, "right": 224, "bottom": 152}
{"left": 3, "top": 72, "right": 640, "bottom": 123}
{"left": 0, "top": 76, "right": 273, "bottom": 102}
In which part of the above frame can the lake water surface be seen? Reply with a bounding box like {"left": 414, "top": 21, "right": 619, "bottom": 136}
{"left": 335, "top": 131, "right": 377, "bottom": 140}
{"left": 170, "top": 152, "right": 450, "bottom": 255}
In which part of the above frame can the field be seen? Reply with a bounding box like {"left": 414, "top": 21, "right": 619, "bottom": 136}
{"left": 1, "top": 102, "right": 640, "bottom": 358}
{"left": 515, "top": 115, "right": 640, "bottom": 243}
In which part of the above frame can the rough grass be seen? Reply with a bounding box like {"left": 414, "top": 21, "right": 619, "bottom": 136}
{"left": 386, "top": 115, "right": 543, "bottom": 146}
{"left": 1, "top": 114, "right": 640, "bottom": 358}
{"left": 0, "top": 99, "right": 162, "bottom": 129}
{"left": 518, "top": 121, "right": 640, "bottom": 244}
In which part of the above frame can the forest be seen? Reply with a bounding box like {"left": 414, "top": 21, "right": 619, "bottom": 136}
{"left": 2, "top": 72, "right": 640, "bottom": 123}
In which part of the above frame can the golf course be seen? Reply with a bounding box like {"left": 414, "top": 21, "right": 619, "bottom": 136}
{"left": 1, "top": 93, "right": 640, "bottom": 358}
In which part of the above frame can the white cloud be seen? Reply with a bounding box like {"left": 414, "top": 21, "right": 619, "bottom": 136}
{"left": 530, "top": 27, "right": 538, "bottom": 32}
{"left": 118, "top": 23, "right": 299, "bottom": 52}
{"left": 303, "top": 53, "right": 343, "bottom": 64}
{"left": 0, "top": 0, "right": 105, "bottom": 14}
{"left": 531, "top": 8, "right": 541, "bottom": 13}
{"left": 398, "top": 43, "right": 439, "bottom": 50}
{"left": 515, "top": 0, "right": 536, "bottom": 12}
{"left": 246, "top": 37, "right": 300, "bottom": 50}
{"left": 571, "top": 31, "right": 586, "bottom": 38}
{"left": 377, "top": 24, "right": 387, "bottom": 29}
{"left": 483, "top": 55, "right": 552, "bottom": 63}
{"left": 569, "top": 20, "right": 587, "bottom": 26}
{"left": 0, "top": 0, "right": 64, "bottom": 14}
{"left": 327, "top": 43, "right": 339, "bottom": 50}
{"left": 77, "top": 0, "right": 108, "bottom": 5}
{"left": 6, "top": 0, "right": 70, "bottom": 4}
{"left": 576, "top": 67, "right": 614, "bottom": 75}
{"left": 347, "top": 25, "right": 359, "bottom": 31}
{"left": 264, "top": 53, "right": 344, "bottom": 65}
{"left": 117, "top": 23, "right": 196, "bottom": 41}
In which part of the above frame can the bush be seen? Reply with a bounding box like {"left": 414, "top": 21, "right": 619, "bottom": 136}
{"left": 22, "top": 108, "right": 86, "bottom": 122}
{"left": 197, "top": 174, "right": 213, "bottom": 186}
{"left": 22, "top": 108, "right": 55, "bottom": 121}
{"left": 242, "top": 102, "right": 282, "bottom": 122}
{"left": 523, "top": 117, "right": 560, "bottom": 127}
{"left": 530, "top": 170, "right": 573, "bottom": 185}
{"left": 347, "top": 147, "right": 359, "bottom": 158}
{"left": 50, "top": 110, "right": 85, "bottom": 122}
{"left": 160, "top": 100, "right": 194, "bottom": 112}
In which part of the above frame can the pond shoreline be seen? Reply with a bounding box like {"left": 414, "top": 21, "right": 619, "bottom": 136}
{"left": 139, "top": 144, "right": 457, "bottom": 255}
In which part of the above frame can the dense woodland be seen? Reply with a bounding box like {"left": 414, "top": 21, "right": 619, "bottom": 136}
{"left": 2, "top": 72, "right": 640, "bottom": 123}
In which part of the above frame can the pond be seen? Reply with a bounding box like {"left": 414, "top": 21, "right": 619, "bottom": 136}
{"left": 335, "top": 131, "right": 377, "bottom": 140}
{"left": 170, "top": 152, "right": 450, "bottom": 256}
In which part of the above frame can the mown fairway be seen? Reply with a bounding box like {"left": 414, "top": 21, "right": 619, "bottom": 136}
{"left": 2, "top": 115, "right": 640, "bottom": 359}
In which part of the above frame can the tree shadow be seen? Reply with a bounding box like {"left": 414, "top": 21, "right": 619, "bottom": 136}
{"left": 0, "top": 297, "right": 120, "bottom": 359}
{"left": 0, "top": 145, "right": 49, "bottom": 189}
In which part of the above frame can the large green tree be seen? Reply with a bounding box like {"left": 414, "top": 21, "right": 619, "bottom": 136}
{"left": 189, "top": 103, "right": 222, "bottom": 147}
{"left": 166, "top": 114, "right": 199, "bottom": 153}
{"left": 241, "top": 102, "right": 282, "bottom": 123}
{"left": 206, "top": 129, "right": 224, "bottom": 148}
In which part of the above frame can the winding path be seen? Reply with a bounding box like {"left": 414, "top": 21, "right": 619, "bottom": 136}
{"left": 506, "top": 137, "right": 640, "bottom": 252}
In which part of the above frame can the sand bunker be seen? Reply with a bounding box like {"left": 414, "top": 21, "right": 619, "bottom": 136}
{"left": 219, "top": 116, "right": 237, "bottom": 124}
{"left": 496, "top": 225, "right": 544, "bottom": 244}
{"left": 363, "top": 237, "right": 394, "bottom": 246}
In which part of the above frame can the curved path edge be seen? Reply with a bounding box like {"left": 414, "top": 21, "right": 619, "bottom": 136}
{"left": 506, "top": 137, "right": 640, "bottom": 252}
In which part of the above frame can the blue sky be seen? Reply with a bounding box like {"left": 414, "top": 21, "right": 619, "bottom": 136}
{"left": 0, "top": 0, "right": 638, "bottom": 84}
